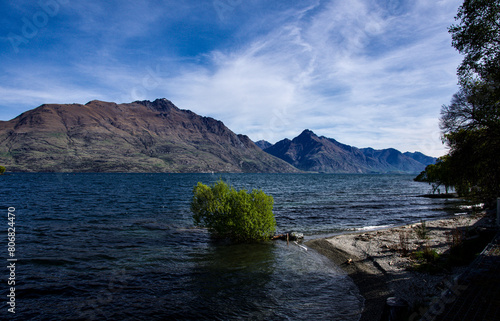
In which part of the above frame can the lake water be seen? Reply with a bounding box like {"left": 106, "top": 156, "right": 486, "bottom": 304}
{"left": 0, "top": 173, "right": 463, "bottom": 320}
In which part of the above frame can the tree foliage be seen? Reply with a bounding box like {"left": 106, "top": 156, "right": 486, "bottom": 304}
{"left": 191, "top": 180, "right": 276, "bottom": 242}
{"left": 449, "top": 0, "right": 500, "bottom": 81}
{"left": 415, "top": 156, "right": 454, "bottom": 194}
{"left": 446, "top": 127, "right": 500, "bottom": 201}
{"left": 419, "top": 0, "right": 500, "bottom": 204}
{"left": 0, "top": 166, "right": 5, "bottom": 174}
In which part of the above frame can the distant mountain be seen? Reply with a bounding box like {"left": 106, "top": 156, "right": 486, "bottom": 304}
{"left": 0, "top": 99, "right": 300, "bottom": 173}
{"left": 264, "top": 129, "right": 436, "bottom": 174}
{"left": 403, "top": 152, "right": 437, "bottom": 166}
{"left": 254, "top": 140, "right": 273, "bottom": 150}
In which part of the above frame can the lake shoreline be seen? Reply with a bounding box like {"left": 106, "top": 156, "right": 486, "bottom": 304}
{"left": 305, "top": 212, "right": 496, "bottom": 320}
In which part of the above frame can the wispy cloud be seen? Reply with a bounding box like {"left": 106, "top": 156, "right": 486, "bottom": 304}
{"left": 158, "top": 0, "right": 462, "bottom": 156}
{"left": 0, "top": 0, "right": 463, "bottom": 156}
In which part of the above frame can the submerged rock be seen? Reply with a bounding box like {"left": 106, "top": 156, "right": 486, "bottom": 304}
{"left": 289, "top": 231, "right": 304, "bottom": 241}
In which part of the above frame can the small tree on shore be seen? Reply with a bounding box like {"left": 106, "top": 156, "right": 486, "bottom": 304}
{"left": 191, "top": 180, "right": 276, "bottom": 242}
{"left": 0, "top": 166, "right": 5, "bottom": 175}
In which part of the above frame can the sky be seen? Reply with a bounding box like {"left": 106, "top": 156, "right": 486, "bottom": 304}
{"left": 0, "top": 0, "right": 464, "bottom": 157}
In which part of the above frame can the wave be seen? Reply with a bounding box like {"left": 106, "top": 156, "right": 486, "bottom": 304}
{"left": 356, "top": 224, "right": 393, "bottom": 231}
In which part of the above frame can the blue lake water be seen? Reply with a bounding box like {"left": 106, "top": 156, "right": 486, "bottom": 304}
{"left": 0, "top": 173, "right": 463, "bottom": 320}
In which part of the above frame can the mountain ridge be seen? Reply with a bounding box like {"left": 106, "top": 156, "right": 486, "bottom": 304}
{"left": 0, "top": 100, "right": 436, "bottom": 174}
{"left": 0, "top": 99, "right": 300, "bottom": 173}
{"left": 263, "top": 129, "right": 435, "bottom": 174}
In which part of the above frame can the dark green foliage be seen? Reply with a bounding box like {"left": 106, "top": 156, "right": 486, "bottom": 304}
{"left": 449, "top": 0, "right": 500, "bottom": 81}
{"left": 191, "top": 180, "right": 276, "bottom": 242}
{"left": 414, "top": 156, "right": 454, "bottom": 194}
{"left": 410, "top": 228, "right": 495, "bottom": 273}
{"left": 412, "top": 247, "right": 440, "bottom": 264}
{"left": 0, "top": 165, "right": 5, "bottom": 174}
{"left": 410, "top": 247, "right": 442, "bottom": 273}
{"left": 447, "top": 229, "right": 495, "bottom": 265}
{"left": 416, "top": 127, "right": 500, "bottom": 202}
{"left": 445, "top": 127, "right": 500, "bottom": 202}
{"left": 417, "top": 0, "right": 500, "bottom": 205}
{"left": 440, "top": 83, "right": 500, "bottom": 135}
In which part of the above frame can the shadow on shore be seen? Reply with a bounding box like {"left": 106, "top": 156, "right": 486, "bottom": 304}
{"left": 306, "top": 211, "right": 499, "bottom": 321}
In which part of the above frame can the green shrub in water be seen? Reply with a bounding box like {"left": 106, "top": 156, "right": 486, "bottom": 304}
{"left": 191, "top": 180, "right": 276, "bottom": 242}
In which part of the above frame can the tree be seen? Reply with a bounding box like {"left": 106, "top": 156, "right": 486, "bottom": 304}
{"left": 0, "top": 166, "right": 5, "bottom": 174}
{"left": 447, "top": 0, "right": 500, "bottom": 136}
{"left": 430, "top": 0, "right": 500, "bottom": 204}
{"left": 449, "top": 0, "right": 500, "bottom": 82}
{"left": 445, "top": 127, "right": 500, "bottom": 201}
{"left": 191, "top": 180, "right": 276, "bottom": 242}
{"left": 415, "top": 156, "right": 455, "bottom": 194}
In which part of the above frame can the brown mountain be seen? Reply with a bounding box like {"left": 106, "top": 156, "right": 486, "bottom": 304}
{"left": 0, "top": 99, "right": 300, "bottom": 173}
{"left": 264, "top": 129, "right": 435, "bottom": 173}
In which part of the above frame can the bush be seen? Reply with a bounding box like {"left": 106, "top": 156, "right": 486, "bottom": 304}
{"left": 191, "top": 180, "right": 276, "bottom": 242}
{"left": 412, "top": 247, "right": 440, "bottom": 264}
{"left": 0, "top": 166, "right": 5, "bottom": 175}
{"left": 411, "top": 247, "right": 442, "bottom": 273}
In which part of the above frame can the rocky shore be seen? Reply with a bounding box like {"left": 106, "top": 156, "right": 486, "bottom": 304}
{"left": 306, "top": 212, "right": 497, "bottom": 321}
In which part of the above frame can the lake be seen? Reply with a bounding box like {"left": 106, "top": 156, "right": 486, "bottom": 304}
{"left": 0, "top": 173, "right": 462, "bottom": 320}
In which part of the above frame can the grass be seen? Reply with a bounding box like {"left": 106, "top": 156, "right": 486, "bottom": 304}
{"left": 412, "top": 247, "right": 440, "bottom": 263}
{"left": 398, "top": 230, "right": 411, "bottom": 256}
{"left": 409, "top": 228, "right": 495, "bottom": 274}
{"left": 446, "top": 228, "right": 495, "bottom": 266}
{"left": 414, "top": 220, "right": 429, "bottom": 240}
{"left": 410, "top": 247, "right": 442, "bottom": 273}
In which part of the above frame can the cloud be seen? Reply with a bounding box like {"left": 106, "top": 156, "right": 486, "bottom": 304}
{"left": 0, "top": 0, "right": 463, "bottom": 157}
{"left": 151, "top": 0, "right": 462, "bottom": 156}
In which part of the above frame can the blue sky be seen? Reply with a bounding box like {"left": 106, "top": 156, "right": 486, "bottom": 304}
{"left": 0, "top": 0, "right": 464, "bottom": 156}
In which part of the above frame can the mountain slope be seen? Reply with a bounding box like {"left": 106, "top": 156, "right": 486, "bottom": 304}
{"left": 254, "top": 140, "right": 272, "bottom": 150}
{"left": 403, "top": 152, "right": 437, "bottom": 166}
{"left": 0, "top": 99, "right": 300, "bottom": 173}
{"left": 264, "top": 130, "right": 435, "bottom": 174}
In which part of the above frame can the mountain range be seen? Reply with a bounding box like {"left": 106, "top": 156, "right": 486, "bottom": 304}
{"left": 0, "top": 99, "right": 299, "bottom": 173}
{"left": 261, "top": 129, "right": 435, "bottom": 174}
{"left": 0, "top": 99, "right": 435, "bottom": 173}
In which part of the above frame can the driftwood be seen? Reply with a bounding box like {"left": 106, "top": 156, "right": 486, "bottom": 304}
{"left": 272, "top": 231, "right": 304, "bottom": 241}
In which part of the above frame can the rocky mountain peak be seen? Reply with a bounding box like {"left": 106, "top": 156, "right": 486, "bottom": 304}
{"left": 255, "top": 140, "right": 272, "bottom": 150}
{"left": 134, "top": 98, "right": 177, "bottom": 112}
{"left": 264, "top": 129, "right": 436, "bottom": 174}
{"left": 296, "top": 129, "right": 316, "bottom": 140}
